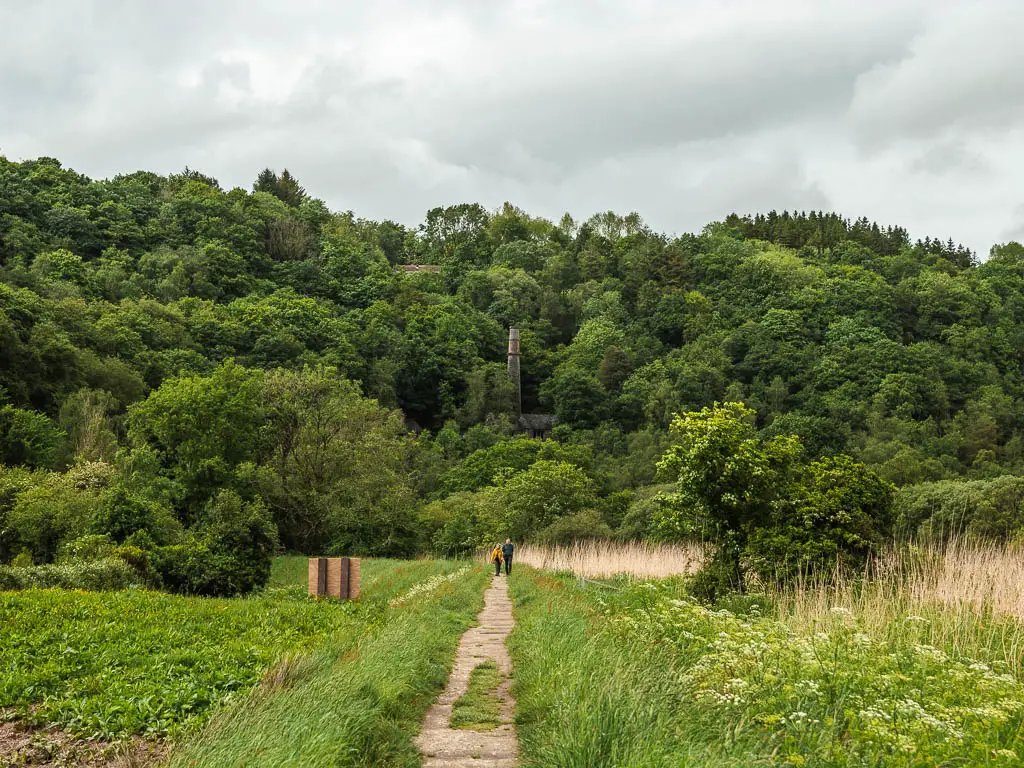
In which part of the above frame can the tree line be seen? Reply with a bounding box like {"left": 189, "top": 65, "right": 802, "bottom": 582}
{"left": 2, "top": 155, "right": 1024, "bottom": 594}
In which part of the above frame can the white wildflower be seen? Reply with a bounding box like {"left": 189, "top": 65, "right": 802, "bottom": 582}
{"left": 389, "top": 566, "right": 471, "bottom": 606}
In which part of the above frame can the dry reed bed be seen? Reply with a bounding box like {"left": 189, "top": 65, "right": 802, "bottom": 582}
{"left": 517, "top": 539, "right": 1024, "bottom": 622}
{"left": 778, "top": 540, "right": 1024, "bottom": 623}
{"left": 514, "top": 540, "right": 705, "bottom": 579}
{"left": 775, "top": 539, "right": 1024, "bottom": 674}
{"left": 923, "top": 539, "right": 1024, "bottom": 619}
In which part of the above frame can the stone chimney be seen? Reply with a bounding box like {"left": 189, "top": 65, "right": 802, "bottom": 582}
{"left": 508, "top": 327, "right": 522, "bottom": 415}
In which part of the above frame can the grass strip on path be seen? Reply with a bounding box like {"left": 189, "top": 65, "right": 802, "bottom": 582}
{"left": 170, "top": 562, "right": 489, "bottom": 768}
{"left": 508, "top": 567, "right": 1024, "bottom": 768}
{"left": 449, "top": 660, "right": 503, "bottom": 730}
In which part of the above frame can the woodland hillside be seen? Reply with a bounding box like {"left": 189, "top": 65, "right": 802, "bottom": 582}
{"left": 3, "top": 156, "right": 1024, "bottom": 593}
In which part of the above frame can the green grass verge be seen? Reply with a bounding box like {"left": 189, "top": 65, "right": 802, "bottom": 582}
{"left": 269, "top": 555, "right": 312, "bottom": 588}
{"left": 170, "top": 563, "right": 488, "bottom": 767}
{"left": 450, "top": 660, "right": 503, "bottom": 730}
{"left": 508, "top": 568, "right": 1024, "bottom": 768}
{"left": 0, "top": 558, "right": 453, "bottom": 741}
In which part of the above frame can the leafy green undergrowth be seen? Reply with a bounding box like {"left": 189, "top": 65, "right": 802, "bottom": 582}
{"left": 170, "top": 562, "right": 489, "bottom": 767}
{"left": 450, "top": 660, "right": 503, "bottom": 730}
{"left": 509, "top": 568, "right": 1024, "bottom": 767}
{"left": 0, "top": 558, "right": 453, "bottom": 740}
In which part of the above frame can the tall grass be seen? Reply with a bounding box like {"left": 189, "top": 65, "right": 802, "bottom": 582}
{"left": 517, "top": 538, "right": 1024, "bottom": 621}
{"left": 517, "top": 537, "right": 1024, "bottom": 675}
{"left": 171, "top": 562, "right": 489, "bottom": 768}
{"left": 509, "top": 567, "right": 1024, "bottom": 767}
{"left": 914, "top": 538, "right": 1024, "bottom": 619}
{"left": 776, "top": 538, "right": 1024, "bottom": 674}
{"left": 515, "top": 540, "right": 704, "bottom": 579}
{"left": 508, "top": 572, "right": 726, "bottom": 767}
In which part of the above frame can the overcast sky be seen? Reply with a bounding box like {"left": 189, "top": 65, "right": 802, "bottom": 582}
{"left": 2, "top": 0, "right": 1023, "bottom": 256}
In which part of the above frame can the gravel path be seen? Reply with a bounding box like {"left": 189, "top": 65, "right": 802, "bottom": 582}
{"left": 415, "top": 575, "right": 518, "bottom": 768}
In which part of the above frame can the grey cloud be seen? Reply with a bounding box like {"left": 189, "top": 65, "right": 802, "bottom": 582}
{"left": 850, "top": 3, "right": 1024, "bottom": 149}
{"left": 392, "top": 3, "right": 927, "bottom": 176}
{"left": 0, "top": 0, "right": 1021, "bottom": 257}
{"left": 908, "top": 140, "right": 991, "bottom": 176}
{"left": 1001, "top": 205, "right": 1024, "bottom": 243}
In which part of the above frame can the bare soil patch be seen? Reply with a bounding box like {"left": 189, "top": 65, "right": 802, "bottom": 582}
{"left": 0, "top": 720, "right": 165, "bottom": 768}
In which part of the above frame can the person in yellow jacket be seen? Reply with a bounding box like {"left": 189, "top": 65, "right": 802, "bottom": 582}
{"left": 490, "top": 544, "right": 503, "bottom": 576}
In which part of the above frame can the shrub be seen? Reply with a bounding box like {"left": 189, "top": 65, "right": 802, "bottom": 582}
{"left": 429, "top": 510, "right": 486, "bottom": 558}
{"left": 151, "top": 537, "right": 223, "bottom": 595}
{"left": 0, "top": 557, "right": 142, "bottom": 591}
{"left": 111, "top": 544, "right": 150, "bottom": 576}
{"left": 198, "top": 490, "right": 279, "bottom": 594}
{"left": 151, "top": 491, "right": 279, "bottom": 597}
{"left": 6, "top": 476, "right": 104, "bottom": 563}
{"left": 11, "top": 551, "right": 33, "bottom": 568}
{"left": 0, "top": 465, "right": 45, "bottom": 562}
{"left": 420, "top": 490, "right": 495, "bottom": 557}
{"left": 57, "top": 533, "right": 115, "bottom": 562}
{"left": 535, "top": 509, "right": 612, "bottom": 546}
{"left": 123, "top": 528, "right": 157, "bottom": 551}
{"left": 91, "top": 485, "right": 182, "bottom": 544}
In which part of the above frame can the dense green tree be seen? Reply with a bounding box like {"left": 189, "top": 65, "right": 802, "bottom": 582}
{"left": 421, "top": 203, "right": 492, "bottom": 288}
{"left": 655, "top": 402, "right": 803, "bottom": 592}
{"left": 440, "top": 435, "right": 592, "bottom": 494}
{"left": 0, "top": 405, "right": 65, "bottom": 468}
{"left": 126, "top": 360, "right": 264, "bottom": 520}
{"left": 541, "top": 367, "right": 607, "bottom": 428}
{"left": 256, "top": 366, "right": 417, "bottom": 554}
{"left": 498, "top": 460, "right": 597, "bottom": 540}
{"left": 746, "top": 455, "right": 894, "bottom": 581}
{"left": 252, "top": 168, "right": 307, "bottom": 208}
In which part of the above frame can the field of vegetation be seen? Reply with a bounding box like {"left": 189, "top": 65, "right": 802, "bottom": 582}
{"left": 6, "top": 156, "right": 1024, "bottom": 765}
{"left": 509, "top": 540, "right": 1024, "bottom": 767}
{"left": 0, "top": 558, "right": 486, "bottom": 766}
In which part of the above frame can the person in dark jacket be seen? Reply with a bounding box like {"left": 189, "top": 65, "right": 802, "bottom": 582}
{"left": 501, "top": 538, "right": 514, "bottom": 575}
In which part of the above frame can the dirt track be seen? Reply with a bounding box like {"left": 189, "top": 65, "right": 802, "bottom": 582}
{"left": 415, "top": 575, "right": 518, "bottom": 768}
